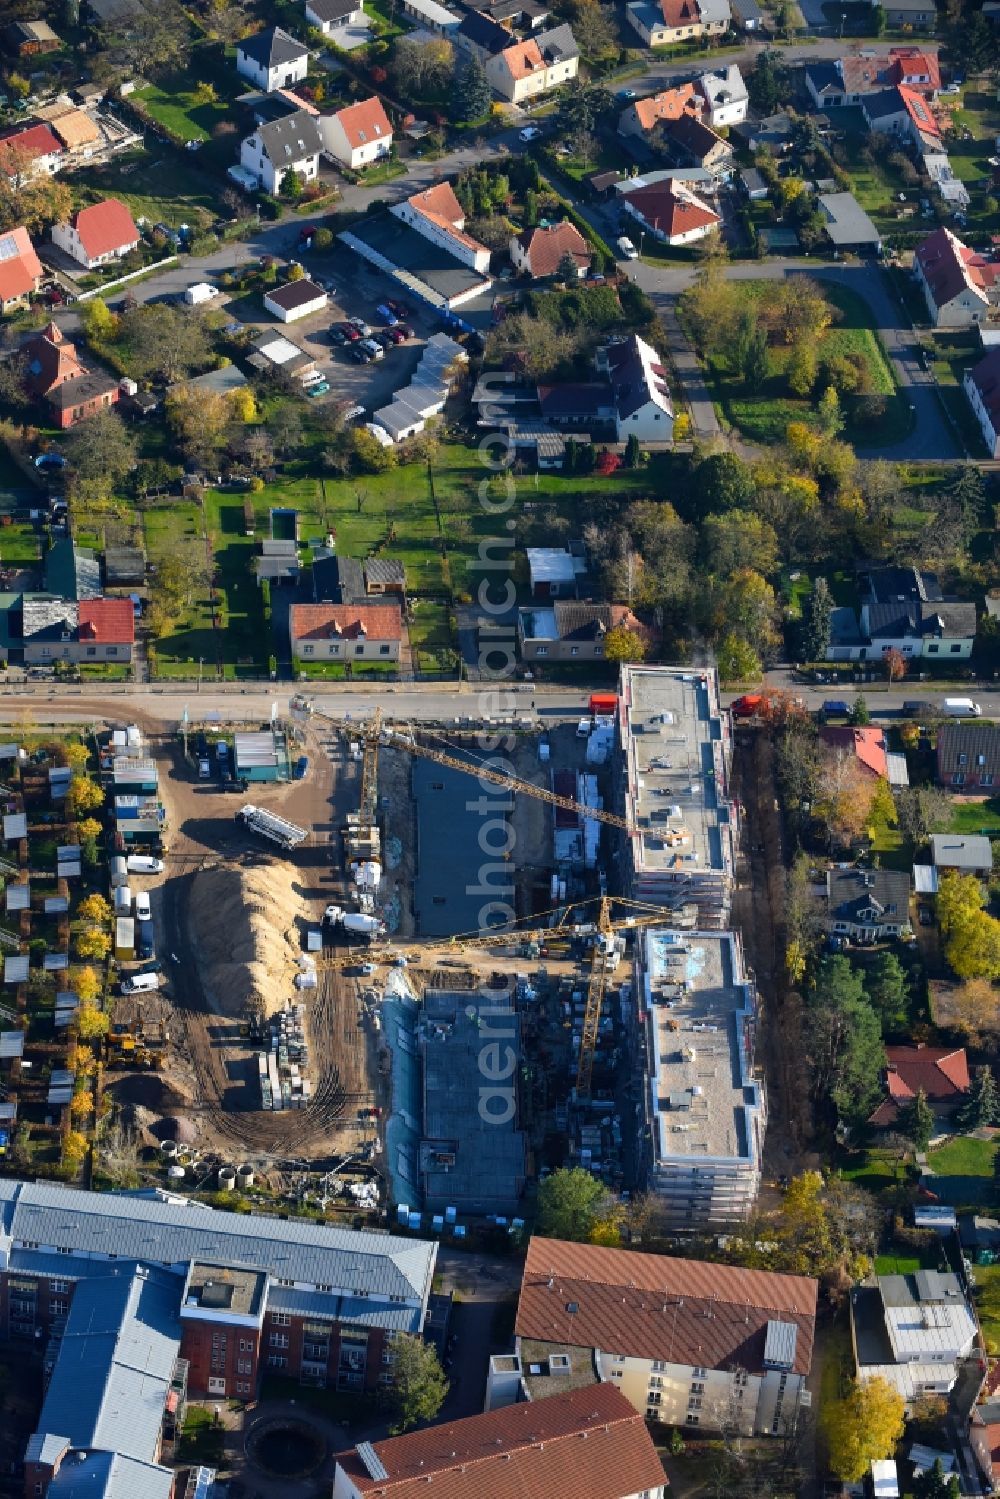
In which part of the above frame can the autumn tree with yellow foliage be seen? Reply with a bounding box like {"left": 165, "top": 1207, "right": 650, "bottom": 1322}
{"left": 938, "top": 870, "right": 1000, "bottom": 980}
{"left": 823, "top": 1377, "right": 905, "bottom": 1482}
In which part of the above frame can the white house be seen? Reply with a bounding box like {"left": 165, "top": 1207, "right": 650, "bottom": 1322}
{"left": 914, "top": 226, "right": 999, "bottom": 328}
{"left": 484, "top": 23, "right": 578, "bottom": 103}
{"left": 305, "top": 0, "right": 365, "bottom": 35}
{"left": 50, "top": 197, "right": 140, "bottom": 270}
{"left": 697, "top": 63, "right": 748, "bottom": 127}
{"left": 263, "top": 277, "right": 328, "bottom": 323}
{"left": 618, "top": 177, "right": 719, "bottom": 247}
{"left": 600, "top": 333, "right": 674, "bottom": 442}
{"left": 240, "top": 110, "right": 322, "bottom": 194}
{"left": 965, "top": 350, "right": 1000, "bottom": 459}
{"left": 319, "top": 96, "right": 392, "bottom": 169}
{"left": 390, "top": 182, "right": 491, "bottom": 273}
{"left": 235, "top": 26, "right": 309, "bottom": 92}
{"left": 854, "top": 1271, "right": 977, "bottom": 1408}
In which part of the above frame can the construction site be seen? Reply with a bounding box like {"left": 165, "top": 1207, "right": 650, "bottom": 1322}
{"left": 77, "top": 666, "right": 760, "bottom": 1234}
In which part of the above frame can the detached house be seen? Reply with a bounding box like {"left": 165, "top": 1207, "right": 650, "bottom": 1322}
{"left": 485, "top": 23, "right": 578, "bottom": 103}
{"left": 0, "top": 123, "right": 63, "bottom": 180}
{"left": 826, "top": 866, "right": 911, "bottom": 943}
{"left": 618, "top": 83, "right": 701, "bottom": 138}
{"left": 626, "top": 0, "right": 731, "bottom": 47}
{"left": 235, "top": 26, "right": 309, "bottom": 92}
{"left": 869, "top": 1044, "right": 970, "bottom": 1130}
{"left": 0, "top": 226, "right": 42, "bottom": 314}
{"left": 964, "top": 349, "right": 1000, "bottom": 459}
{"left": 936, "top": 723, "right": 1000, "bottom": 791}
{"left": 391, "top": 182, "right": 491, "bottom": 273}
{"left": 601, "top": 333, "right": 674, "bottom": 441}
{"left": 618, "top": 177, "right": 720, "bottom": 247}
{"left": 320, "top": 97, "right": 392, "bottom": 169}
{"left": 659, "top": 112, "right": 734, "bottom": 176}
{"left": 20, "top": 323, "right": 118, "bottom": 429}
{"left": 915, "top": 226, "right": 999, "bottom": 328}
{"left": 852, "top": 1269, "right": 977, "bottom": 1407}
{"left": 21, "top": 597, "right": 135, "bottom": 665}
{"left": 510, "top": 220, "right": 589, "bottom": 279}
{"left": 826, "top": 566, "right": 976, "bottom": 662}
{"left": 305, "top": 0, "right": 366, "bottom": 34}
{"left": 289, "top": 603, "right": 403, "bottom": 664}
{"left": 862, "top": 84, "right": 941, "bottom": 151}
{"left": 51, "top": 198, "right": 140, "bottom": 270}
{"left": 697, "top": 63, "right": 748, "bottom": 128}
{"left": 518, "top": 601, "right": 650, "bottom": 662}
{"left": 240, "top": 110, "right": 322, "bottom": 194}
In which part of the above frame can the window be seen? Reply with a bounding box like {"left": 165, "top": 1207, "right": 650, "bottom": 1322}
{"left": 688, "top": 1397, "right": 702, "bottom": 1410}
{"left": 49, "top": 1300, "right": 67, "bottom": 1317}
{"left": 570, "top": 647, "right": 579, "bottom": 657}
{"left": 270, "top": 1333, "right": 289, "bottom": 1349}
{"left": 692, "top": 1367, "right": 708, "bottom": 1379}
{"left": 271, "top": 1312, "right": 290, "bottom": 1326}
{"left": 927, "top": 642, "right": 939, "bottom": 653}
{"left": 208, "top": 1377, "right": 226, "bottom": 1395}
{"left": 86, "top": 647, "right": 96, "bottom": 657}
{"left": 951, "top": 643, "right": 962, "bottom": 653}
{"left": 381, "top": 1349, "right": 397, "bottom": 1366}
{"left": 379, "top": 645, "right": 390, "bottom": 656}
{"left": 534, "top": 646, "right": 547, "bottom": 656}
{"left": 355, "top": 645, "right": 365, "bottom": 656}
{"left": 651, "top": 1360, "right": 666, "bottom": 1372}
{"left": 685, "top": 1414, "right": 700, "bottom": 1425}
{"left": 302, "top": 644, "right": 314, "bottom": 657}
{"left": 648, "top": 1376, "right": 663, "bottom": 1390}
{"left": 953, "top": 773, "right": 965, "bottom": 786}
{"left": 238, "top": 1359, "right": 252, "bottom": 1375}
{"left": 647, "top": 1391, "right": 662, "bottom": 1406}
{"left": 268, "top": 1356, "right": 287, "bottom": 1370}
{"left": 49, "top": 1280, "right": 68, "bottom": 1295}
{"left": 237, "top": 1382, "right": 251, "bottom": 1395}
{"left": 379, "top": 1371, "right": 394, "bottom": 1386}
{"left": 959, "top": 753, "right": 968, "bottom": 766}
{"left": 983, "top": 774, "right": 994, "bottom": 788}
{"left": 691, "top": 1382, "right": 705, "bottom": 1393}
{"left": 239, "top": 1340, "right": 251, "bottom": 1352}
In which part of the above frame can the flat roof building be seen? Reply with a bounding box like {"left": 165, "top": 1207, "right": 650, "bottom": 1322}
{"left": 616, "top": 665, "right": 736, "bottom": 926}
{"left": 637, "top": 926, "right": 765, "bottom": 1226}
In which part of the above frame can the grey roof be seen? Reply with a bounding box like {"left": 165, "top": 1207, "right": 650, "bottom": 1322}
{"left": 46, "top": 895, "right": 71, "bottom": 913}
{"left": 930, "top": 834, "right": 992, "bottom": 870}
{"left": 307, "top": 0, "right": 360, "bottom": 17}
{"left": 937, "top": 723, "right": 1000, "bottom": 779}
{"left": 536, "top": 21, "right": 577, "bottom": 60}
{"left": 313, "top": 554, "right": 366, "bottom": 604}
{"left": 413, "top": 755, "right": 512, "bottom": 937}
{"left": 4, "top": 954, "right": 28, "bottom": 983}
{"left": 730, "top": 0, "right": 763, "bottom": 21}
{"left": 806, "top": 60, "right": 843, "bottom": 95}
{"left": 457, "top": 10, "right": 510, "bottom": 50}
{"left": 364, "top": 558, "right": 405, "bottom": 587}
{"left": 21, "top": 598, "right": 76, "bottom": 642}
{"left": 0, "top": 1179, "right": 436, "bottom": 1304}
{"left": 237, "top": 24, "right": 308, "bottom": 69}
{"left": 265, "top": 277, "right": 327, "bottom": 312}
{"left": 5, "top": 882, "right": 29, "bottom": 911}
{"left": 47, "top": 1452, "right": 173, "bottom": 1499}
{"left": 25, "top": 1434, "right": 70, "bottom": 1466}
{"left": 3, "top": 811, "right": 26, "bottom": 840}
{"left": 254, "top": 110, "right": 323, "bottom": 166}
{"left": 866, "top": 566, "right": 942, "bottom": 604}
{"left": 818, "top": 191, "right": 881, "bottom": 247}
{"left": 268, "top": 1284, "right": 422, "bottom": 1332}
{"left": 0, "top": 1030, "right": 24, "bottom": 1058}
{"left": 827, "top": 866, "right": 910, "bottom": 923}
{"left": 34, "top": 1265, "right": 181, "bottom": 1464}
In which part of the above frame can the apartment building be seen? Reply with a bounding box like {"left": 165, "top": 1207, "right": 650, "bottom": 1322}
{"left": 490, "top": 1237, "right": 817, "bottom": 1437}
{"left": 616, "top": 665, "right": 736, "bottom": 926}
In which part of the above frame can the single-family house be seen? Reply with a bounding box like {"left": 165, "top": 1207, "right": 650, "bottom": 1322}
{"left": 964, "top": 349, "right": 1000, "bottom": 458}
{"left": 485, "top": 24, "right": 578, "bottom": 103}
{"left": 51, "top": 198, "right": 140, "bottom": 270}
{"left": 868, "top": 1044, "right": 970, "bottom": 1129}
{"left": 697, "top": 63, "right": 748, "bottom": 128}
{"left": 319, "top": 97, "right": 392, "bottom": 169}
{"left": 491, "top": 1236, "right": 818, "bottom": 1436}
{"left": 730, "top": 0, "right": 763, "bottom": 28}
{"left": 936, "top": 723, "right": 1000, "bottom": 791}
{"left": 510, "top": 220, "right": 590, "bottom": 279}
{"left": 862, "top": 85, "right": 941, "bottom": 150}
{"left": 806, "top": 47, "right": 940, "bottom": 109}
{"left": 332, "top": 1386, "right": 667, "bottom": 1499}
{"left": 3, "top": 20, "right": 60, "bottom": 56}
{"left": 659, "top": 112, "right": 734, "bottom": 175}
{"left": 626, "top": 0, "right": 731, "bottom": 48}
{"left": 852, "top": 1269, "right": 977, "bottom": 1407}
{"left": 19, "top": 323, "right": 118, "bottom": 429}
{"left": 526, "top": 546, "right": 587, "bottom": 599}
{"left": 819, "top": 725, "right": 889, "bottom": 778}
{"left": 240, "top": 110, "right": 322, "bottom": 194}
{"left": 263, "top": 277, "right": 328, "bottom": 322}
{"left": 618, "top": 83, "right": 701, "bottom": 137}
{"left": 456, "top": 10, "right": 511, "bottom": 60}
{"left": 43, "top": 105, "right": 103, "bottom": 158}
{"left": 930, "top": 834, "right": 993, "bottom": 878}
{"left": 0, "top": 123, "right": 63, "bottom": 180}
{"left": 601, "top": 333, "right": 674, "bottom": 441}
{"left": 971, "top": 1403, "right": 1000, "bottom": 1497}
{"left": 305, "top": 0, "right": 366, "bottom": 35}
{"left": 235, "top": 26, "right": 309, "bottom": 92}
{"left": 390, "top": 181, "right": 491, "bottom": 273}
{"left": 826, "top": 566, "right": 976, "bottom": 662}
{"left": 914, "top": 226, "right": 999, "bottom": 327}
{"left": 883, "top": 0, "right": 935, "bottom": 28}
{"left": 0, "top": 226, "right": 42, "bottom": 314}
{"left": 826, "top": 866, "right": 910, "bottom": 943}
{"left": 618, "top": 178, "right": 720, "bottom": 246}
{"left": 518, "top": 602, "right": 650, "bottom": 662}
{"left": 289, "top": 603, "right": 403, "bottom": 663}
{"left": 817, "top": 192, "right": 881, "bottom": 251}
{"left": 21, "top": 597, "right": 134, "bottom": 665}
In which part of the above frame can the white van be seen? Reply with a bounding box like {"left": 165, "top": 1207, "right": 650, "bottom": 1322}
{"left": 942, "top": 698, "right": 982, "bottom": 717}
{"left": 113, "top": 885, "right": 132, "bottom": 914}
{"left": 135, "top": 891, "right": 152, "bottom": 921}
{"left": 122, "top": 972, "right": 160, "bottom": 995}
{"left": 616, "top": 235, "right": 638, "bottom": 261}
{"left": 126, "top": 855, "right": 164, "bottom": 875}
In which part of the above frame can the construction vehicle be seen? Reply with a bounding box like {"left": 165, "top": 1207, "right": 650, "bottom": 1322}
{"left": 237, "top": 803, "right": 308, "bottom": 850}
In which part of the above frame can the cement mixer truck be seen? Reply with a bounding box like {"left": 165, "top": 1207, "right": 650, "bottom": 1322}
{"left": 323, "top": 906, "right": 385, "bottom": 941}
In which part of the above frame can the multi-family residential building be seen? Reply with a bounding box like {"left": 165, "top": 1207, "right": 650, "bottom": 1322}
{"left": 937, "top": 723, "right": 1000, "bottom": 791}
{"left": 390, "top": 182, "right": 491, "bottom": 273}
{"left": 826, "top": 867, "right": 911, "bottom": 944}
{"left": 320, "top": 97, "right": 393, "bottom": 169}
{"left": 637, "top": 926, "right": 766, "bottom": 1226}
{"left": 333, "top": 1385, "right": 667, "bottom": 1499}
{"left": 51, "top": 197, "right": 140, "bottom": 269}
{"left": 0, "top": 225, "right": 42, "bottom": 313}
{"left": 914, "top": 227, "right": 999, "bottom": 327}
{"left": 626, "top": 0, "right": 731, "bottom": 48}
{"left": 868, "top": 1043, "right": 970, "bottom": 1130}
{"left": 492, "top": 1237, "right": 817, "bottom": 1436}
{"left": 696, "top": 64, "right": 748, "bottom": 127}
{"left": 851, "top": 1270, "right": 978, "bottom": 1407}
{"left": 805, "top": 47, "right": 940, "bottom": 108}
{"left": 484, "top": 23, "right": 578, "bottom": 102}
{"left": 965, "top": 349, "right": 1000, "bottom": 458}
{"left": 289, "top": 603, "right": 403, "bottom": 663}
{"left": 239, "top": 109, "right": 322, "bottom": 194}
{"left": 20, "top": 323, "right": 119, "bottom": 428}
{"left": 618, "top": 178, "right": 720, "bottom": 248}
{"left": 616, "top": 665, "right": 736, "bottom": 926}
{"left": 235, "top": 25, "right": 310, "bottom": 91}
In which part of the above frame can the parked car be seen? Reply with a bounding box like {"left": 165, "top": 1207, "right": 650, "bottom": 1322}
{"left": 350, "top": 345, "right": 372, "bottom": 363}
{"left": 348, "top": 316, "right": 372, "bottom": 336}
{"left": 918, "top": 906, "right": 934, "bottom": 926}
{"left": 360, "top": 338, "right": 384, "bottom": 361}
{"left": 198, "top": 757, "right": 211, "bottom": 778}
{"left": 294, "top": 756, "right": 309, "bottom": 780}
{"left": 341, "top": 403, "right": 365, "bottom": 421}
{"left": 135, "top": 891, "right": 152, "bottom": 922}
{"left": 617, "top": 88, "right": 637, "bottom": 100}
{"left": 306, "top": 381, "right": 330, "bottom": 397}
{"left": 330, "top": 326, "right": 349, "bottom": 345}
{"left": 386, "top": 299, "right": 412, "bottom": 318}
{"left": 395, "top": 325, "right": 413, "bottom": 341}
{"left": 822, "top": 700, "right": 851, "bottom": 716}
{"left": 519, "top": 126, "right": 541, "bottom": 141}
{"left": 616, "top": 236, "right": 638, "bottom": 260}
{"left": 385, "top": 326, "right": 406, "bottom": 345}
{"left": 373, "top": 330, "right": 394, "bottom": 349}
{"left": 376, "top": 303, "right": 399, "bottom": 325}
{"left": 340, "top": 322, "right": 361, "bottom": 341}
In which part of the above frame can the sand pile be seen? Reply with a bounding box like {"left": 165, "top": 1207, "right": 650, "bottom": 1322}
{"left": 188, "top": 862, "right": 303, "bottom": 1019}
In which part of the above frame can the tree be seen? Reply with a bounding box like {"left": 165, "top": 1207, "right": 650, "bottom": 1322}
{"left": 66, "top": 775, "right": 104, "bottom": 818}
{"left": 72, "top": 967, "right": 102, "bottom": 1005}
{"left": 193, "top": 80, "right": 218, "bottom": 105}
{"left": 116, "top": 302, "right": 213, "bottom": 383}
{"left": 702, "top": 510, "right": 778, "bottom": 581}
{"left": 603, "top": 625, "right": 647, "bottom": 664}
{"left": 70, "top": 1089, "right": 95, "bottom": 1121}
{"left": 556, "top": 250, "right": 582, "bottom": 284}
{"left": 742, "top": 326, "right": 769, "bottom": 393}
{"left": 747, "top": 50, "right": 789, "bottom": 114}
{"left": 947, "top": 978, "right": 1000, "bottom": 1046}
{"left": 938, "top": 871, "right": 1000, "bottom": 980}
{"left": 62, "top": 1131, "right": 89, "bottom": 1172}
{"left": 717, "top": 568, "right": 779, "bottom": 659}
{"left": 815, "top": 750, "right": 876, "bottom": 847}
{"left": 83, "top": 297, "right": 117, "bottom": 343}
{"left": 572, "top": 0, "right": 618, "bottom": 61}
{"left": 555, "top": 84, "right": 615, "bottom": 138}
{"left": 801, "top": 577, "right": 833, "bottom": 662}
{"left": 956, "top": 1066, "right": 1000, "bottom": 1132}
{"left": 849, "top": 694, "right": 871, "bottom": 726}
{"left": 717, "top": 632, "right": 762, "bottom": 685}
{"left": 896, "top": 1088, "right": 934, "bottom": 1150}
{"left": 0, "top": 145, "right": 73, "bottom": 234}
{"left": 77, "top": 895, "right": 112, "bottom": 925}
{"left": 537, "top": 1167, "right": 611, "bottom": 1241}
{"left": 787, "top": 338, "right": 818, "bottom": 398}
{"left": 914, "top": 1459, "right": 960, "bottom": 1499}
{"left": 624, "top": 433, "right": 641, "bottom": 469}
{"left": 895, "top": 786, "right": 952, "bottom": 847}
{"left": 165, "top": 387, "right": 230, "bottom": 467}
{"left": 823, "top": 1377, "right": 905, "bottom": 1483}
{"left": 77, "top": 1003, "right": 110, "bottom": 1041}
{"left": 75, "top": 927, "right": 111, "bottom": 961}
{"left": 454, "top": 54, "right": 492, "bottom": 121}
{"left": 228, "top": 386, "right": 258, "bottom": 424}
{"left": 95, "top": 0, "right": 191, "bottom": 79}
{"left": 865, "top": 951, "right": 910, "bottom": 1036}
{"left": 63, "top": 408, "right": 137, "bottom": 503}
{"left": 883, "top": 646, "right": 907, "bottom": 683}
{"left": 805, "top": 956, "right": 885, "bottom": 1125}
{"left": 389, "top": 1333, "right": 448, "bottom": 1432}
{"left": 389, "top": 37, "right": 454, "bottom": 99}
{"left": 351, "top": 427, "right": 397, "bottom": 473}
{"left": 817, "top": 384, "right": 844, "bottom": 437}
{"left": 696, "top": 451, "right": 754, "bottom": 515}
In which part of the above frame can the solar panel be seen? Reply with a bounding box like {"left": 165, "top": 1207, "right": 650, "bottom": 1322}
{"left": 0, "top": 234, "right": 18, "bottom": 262}
{"left": 357, "top": 1442, "right": 389, "bottom": 1481}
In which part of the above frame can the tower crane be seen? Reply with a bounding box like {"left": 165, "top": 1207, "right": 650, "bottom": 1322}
{"left": 290, "top": 696, "right": 644, "bottom": 839}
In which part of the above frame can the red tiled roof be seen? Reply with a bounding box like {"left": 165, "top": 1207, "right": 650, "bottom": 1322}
{"left": 77, "top": 599, "right": 135, "bottom": 645}
{"left": 334, "top": 96, "right": 392, "bottom": 150}
{"left": 819, "top": 725, "right": 888, "bottom": 778}
{"left": 899, "top": 83, "right": 941, "bottom": 136}
{"left": 630, "top": 83, "right": 701, "bottom": 131}
{"left": 409, "top": 181, "right": 464, "bottom": 227}
{"left": 619, "top": 181, "right": 718, "bottom": 239}
{"left": 501, "top": 37, "right": 545, "bottom": 79}
{"left": 888, "top": 45, "right": 941, "bottom": 91}
{"left": 0, "top": 225, "right": 42, "bottom": 303}
{"left": 290, "top": 603, "right": 403, "bottom": 641}
{"left": 516, "top": 221, "right": 590, "bottom": 277}
{"left": 0, "top": 123, "right": 63, "bottom": 174}
{"left": 516, "top": 1237, "right": 818, "bottom": 1376}
{"left": 334, "top": 1385, "right": 666, "bottom": 1499}
{"left": 916, "top": 226, "right": 997, "bottom": 312}
{"left": 21, "top": 324, "right": 85, "bottom": 396}
{"left": 659, "top": 0, "right": 702, "bottom": 26}
{"left": 67, "top": 198, "right": 140, "bottom": 259}
{"left": 869, "top": 1043, "right": 970, "bottom": 1126}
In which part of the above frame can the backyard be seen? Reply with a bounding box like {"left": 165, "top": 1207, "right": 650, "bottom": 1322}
{"left": 70, "top": 151, "right": 224, "bottom": 234}
{"left": 925, "top": 1134, "right": 999, "bottom": 1209}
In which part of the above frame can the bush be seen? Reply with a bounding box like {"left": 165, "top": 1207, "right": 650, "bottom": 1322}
{"left": 257, "top": 194, "right": 282, "bottom": 221}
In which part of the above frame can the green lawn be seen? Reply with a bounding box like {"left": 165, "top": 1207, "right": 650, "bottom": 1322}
{"left": 838, "top": 1148, "right": 910, "bottom": 1199}
{"left": 70, "top": 150, "right": 224, "bottom": 233}
{"left": 176, "top": 1406, "right": 225, "bottom": 1466}
{"left": 972, "top": 1262, "right": 1000, "bottom": 1355}
{"left": 949, "top": 797, "right": 1000, "bottom": 836}
{"left": 927, "top": 1135, "right": 999, "bottom": 1209}
{"left": 0, "top": 520, "right": 42, "bottom": 564}
{"left": 134, "top": 78, "right": 233, "bottom": 144}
